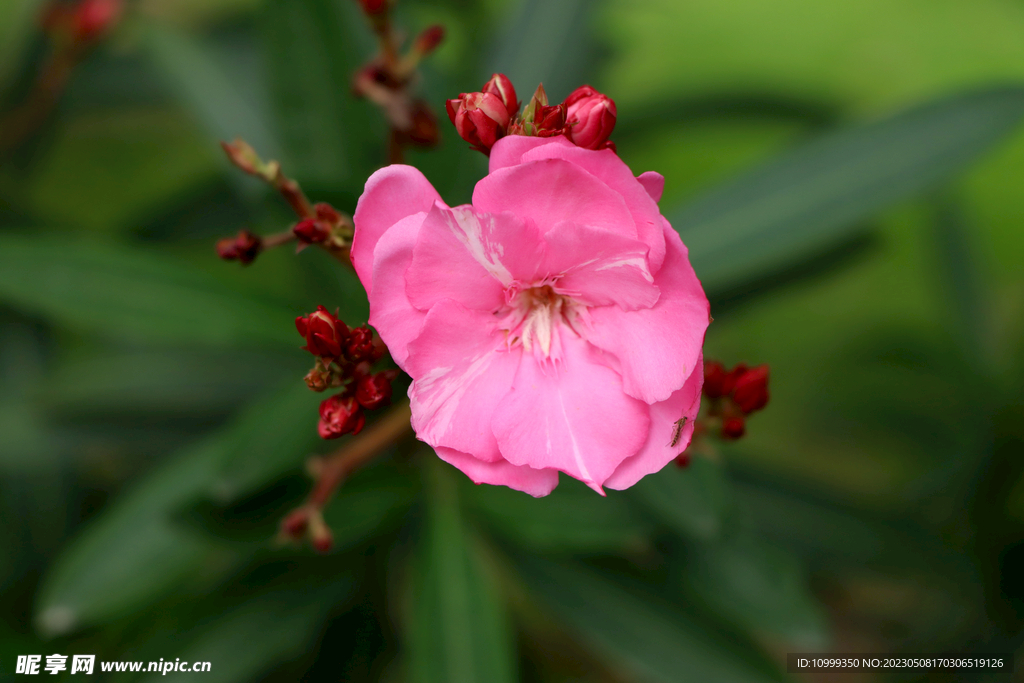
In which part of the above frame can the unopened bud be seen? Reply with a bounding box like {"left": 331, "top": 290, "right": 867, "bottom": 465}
{"left": 732, "top": 365, "right": 770, "bottom": 414}
{"left": 400, "top": 99, "right": 440, "bottom": 149}
{"left": 293, "top": 218, "right": 330, "bottom": 245}
{"left": 356, "top": 373, "right": 393, "bottom": 410}
{"left": 564, "top": 85, "right": 616, "bottom": 150}
{"left": 318, "top": 394, "right": 366, "bottom": 439}
{"left": 703, "top": 360, "right": 747, "bottom": 399}
{"left": 73, "top": 0, "right": 122, "bottom": 42}
{"left": 280, "top": 508, "right": 309, "bottom": 538}
{"left": 482, "top": 73, "right": 518, "bottom": 120}
{"left": 220, "top": 139, "right": 262, "bottom": 176}
{"left": 296, "top": 306, "right": 349, "bottom": 360}
{"left": 346, "top": 326, "right": 376, "bottom": 362}
{"left": 315, "top": 203, "right": 343, "bottom": 228}
{"left": 357, "top": 0, "right": 389, "bottom": 16}
{"left": 414, "top": 24, "right": 445, "bottom": 56}
{"left": 215, "top": 229, "right": 262, "bottom": 265}
{"left": 307, "top": 510, "right": 334, "bottom": 553}
{"left": 447, "top": 91, "right": 510, "bottom": 154}
{"left": 304, "top": 365, "right": 331, "bottom": 392}
{"left": 674, "top": 452, "right": 691, "bottom": 468}
{"left": 721, "top": 416, "right": 746, "bottom": 440}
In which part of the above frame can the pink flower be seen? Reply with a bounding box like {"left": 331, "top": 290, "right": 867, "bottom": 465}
{"left": 351, "top": 136, "right": 709, "bottom": 496}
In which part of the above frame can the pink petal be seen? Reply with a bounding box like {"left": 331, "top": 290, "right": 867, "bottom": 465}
{"left": 436, "top": 446, "right": 559, "bottom": 497}
{"left": 473, "top": 158, "right": 635, "bottom": 238}
{"left": 491, "top": 335, "right": 650, "bottom": 492}
{"left": 542, "top": 220, "right": 659, "bottom": 310}
{"left": 407, "top": 204, "right": 545, "bottom": 312}
{"left": 488, "top": 135, "right": 574, "bottom": 173}
{"left": 352, "top": 165, "right": 443, "bottom": 293}
{"left": 585, "top": 222, "right": 709, "bottom": 404}
{"left": 366, "top": 212, "right": 430, "bottom": 369}
{"left": 520, "top": 144, "right": 667, "bottom": 273}
{"left": 406, "top": 299, "right": 522, "bottom": 462}
{"left": 637, "top": 172, "right": 664, "bottom": 203}
{"left": 604, "top": 354, "right": 703, "bottom": 490}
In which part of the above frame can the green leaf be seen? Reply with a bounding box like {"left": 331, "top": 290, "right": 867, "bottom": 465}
{"left": 321, "top": 462, "right": 419, "bottom": 549}
{"left": 134, "top": 580, "right": 354, "bottom": 683}
{"left": 628, "top": 457, "right": 731, "bottom": 540}
{"left": 260, "top": 0, "right": 378, "bottom": 188}
{"left": 37, "top": 348, "right": 298, "bottom": 419}
{"left": 682, "top": 534, "right": 828, "bottom": 647}
{"left": 34, "top": 380, "right": 322, "bottom": 635}
{"left": 671, "top": 86, "right": 1024, "bottom": 297}
{"left": 0, "top": 0, "right": 43, "bottom": 93}
{"left": 141, "top": 23, "right": 283, "bottom": 169}
{"left": 408, "top": 459, "right": 516, "bottom": 683}
{"left": 0, "top": 235, "right": 297, "bottom": 348}
{"left": 35, "top": 437, "right": 228, "bottom": 637}
{"left": 207, "top": 381, "right": 324, "bottom": 502}
{"left": 465, "top": 476, "right": 652, "bottom": 553}
{"left": 187, "top": 460, "right": 418, "bottom": 550}
{"left": 516, "top": 557, "right": 783, "bottom": 683}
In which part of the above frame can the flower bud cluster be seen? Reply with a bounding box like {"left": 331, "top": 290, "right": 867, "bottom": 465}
{"left": 350, "top": 0, "right": 444, "bottom": 155}
{"left": 702, "top": 361, "right": 770, "bottom": 440}
{"left": 295, "top": 306, "right": 398, "bottom": 440}
{"left": 215, "top": 229, "right": 262, "bottom": 265}
{"left": 42, "top": 0, "right": 123, "bottom": 45}
{"left": 216, "top": 141, "right": 352, "bottom": 265}
{"left": 447, "top": 74, "right": 617, "bottom": 155}
{"left": 293, "top": 203, "right": 352, "bottom": 250}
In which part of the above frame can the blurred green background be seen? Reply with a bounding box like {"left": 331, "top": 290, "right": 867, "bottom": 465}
{"left": 2, "top": 0, "right": 1024, "bottom": 681}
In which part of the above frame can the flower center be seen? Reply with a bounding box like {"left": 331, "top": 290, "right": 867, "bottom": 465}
{"left": 498, "top": 283, "right": 585, "bottom": 358}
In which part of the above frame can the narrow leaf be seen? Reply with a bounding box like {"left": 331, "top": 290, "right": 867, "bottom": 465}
{"left": 0, "top": 235, "right": 297, "bottom": 348}
{"left": 34, "top": 380, "right": 321, "bottom": 634}
{"left": 135, "top": 580, "right": 354, "bottom": 683}
{"left": 141, "top": 23, "right": 282, "bottom": 167}
{"left": 683, "top": 534, "right": 828, "bottom": 647}
{"left": 628, "top": 457, "right": 731, "bottom": 540}
{"left": 516, "top": 557, "right": 783, "bottom": 683}
{"left": 408, "top": 459, "right": 516, "bottom": 683}
{"left": 260, "top": 0, "right": 378, "bottom": 187}
{"left": 466, "top": 476, "right": 652, "bottom": 553}
{"left": 671, "top": 87, "right": 1024, "bottom": 297}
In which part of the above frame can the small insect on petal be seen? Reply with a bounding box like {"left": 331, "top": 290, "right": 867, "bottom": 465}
{"left": 668, "top": 417, "right": 688, "bottom": 448}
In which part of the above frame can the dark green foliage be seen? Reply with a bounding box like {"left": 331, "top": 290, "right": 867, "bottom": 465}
{"left": 2, "top": 0, "right": 1024, "bottom": 681}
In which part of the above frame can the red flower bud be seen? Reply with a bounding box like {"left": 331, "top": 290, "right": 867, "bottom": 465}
{"left": 315, "top": 202, "right": 342, "bottom": 227}
{"left": 414, "top": 24, "right": 445, "bottom": 56}
{"left": 215, "top": 229, "right": 262, "bottom": 265}
{"left": 446, "top": 91, "right": 510, "bottom": 154}
{"left": 564, "top": 85, "right": 617, "bottom": 150}
{"left": 357, "top": 0, "right": 388, "bottom": 16}
{"left": 702, "top": 360, "right": 729, "bottom": 399}
{"left": 312, "top": 531, "right": 334, "bottom": 554}
{"left": 318, "top": 395, "right": 366, "bottom": 439}
{"left": 356, "top": 373, "right": 393, "bottom": 410}
{"left": 482, "top": 73, "right": 519, "bottom": 120}
{"left": 280, "top": 509, "right": 309, "bottom": 538}
{"left": 73, "top": 0, "right": 122, "bottom": 42}
{"left": 400, "top": 99, "right": 440, "bottom": 149}
{"left": 293, "top": 218, "right": 330, "bottom": 245}
{"left": 532, "top": 102, "right": 567, "bottom": 137}
{"left": 721, "top": 416, "right": 746, "bottom": 440}
{"left": 674, "top": 452, "right": 691, "bottom": 468}
{"left": 296, "top": 306, "right": 349, "bottom": 360}
{"left": 346, "top": 326, "right": 376, "bottom": 362}
{"left": 732, "top": 365, "right": 770, "bottom": 414}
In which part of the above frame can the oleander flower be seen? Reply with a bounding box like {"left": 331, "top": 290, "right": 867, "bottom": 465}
{"left": 351, "top": 136, "right": 709, "bottom": 496}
